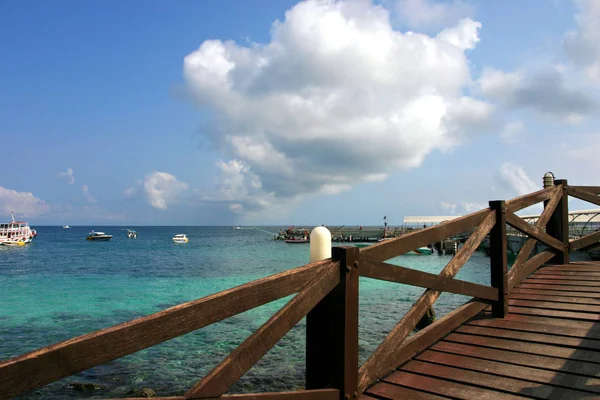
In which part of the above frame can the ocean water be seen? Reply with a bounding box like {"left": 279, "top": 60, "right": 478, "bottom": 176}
{"left": 0, "top": 226, "right": 492, "bottom": 399}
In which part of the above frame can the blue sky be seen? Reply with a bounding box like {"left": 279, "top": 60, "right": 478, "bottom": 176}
{"left": 0, "top": 0, "right": 598, "bottom": 225}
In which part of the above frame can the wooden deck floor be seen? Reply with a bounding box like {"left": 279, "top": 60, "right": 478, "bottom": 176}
{"left": 363, "top": 261, "right": 600, "bottom": 399}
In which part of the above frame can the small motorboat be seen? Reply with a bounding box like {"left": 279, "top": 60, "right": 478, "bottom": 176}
{"left": 87, "top": 231, "right": 112, "bottom": 241}
{"left": 285, "top": 237, "right": 309, "bottom": 244}
{"left": 126, "top": 229, "right": 138, "bottom": 239}
{"left": 173, "top": 234, "right": 188, "bottom": 243}
{"left": 63, "top": 225, "right": 70, "bottom": 229}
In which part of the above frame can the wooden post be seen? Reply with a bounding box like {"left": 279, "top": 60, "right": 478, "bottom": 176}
{"left": 489, "top": 201, "right": 508, "bottom": 318}
{"left": 547, "top": 179, "right": 569, "bottom": 265}
{"left": 306, "top": 246, "right": 359, "bottom": 400}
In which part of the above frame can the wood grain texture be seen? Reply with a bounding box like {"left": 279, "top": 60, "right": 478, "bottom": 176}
{"left": 356, "top": 211, "right": 495, "bottom": 392}
{"left": 505, "top": 186, "right": 558, "bottom": 213}
{"left": 185, "top": 263, "right": 340, "bottom": 398}
{"left": 366, "top": 381, "right": 447, "bottom": 400}
{"left": 571, "top": 230, "right": 600, "bottom": 252}
{"left": 207, "top": 389, "right": 341, "bottom": 400}
{"left": 359, "top": 257, "right": 498, "bottom": 301}
{"left": 505, "top": 211, "right": 564, "bottom": 251}
{"left": 360, "top": 209, "right": 490, "bottom": 262}
{"left": 568, "top": 186, "right": 600, "bottom": 207}
{"left": 466, "top": 317, "right": 600, "bottom": 339}
{"left": 0, "top": 260, "right": 335, "bottom": 400}
{"left": 508, "top": 251, "right": 555, "bottom": 290}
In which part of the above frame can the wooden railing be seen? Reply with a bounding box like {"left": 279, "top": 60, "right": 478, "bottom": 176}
{"left": 1, "top": 178, "right": 599, "bottom": 400}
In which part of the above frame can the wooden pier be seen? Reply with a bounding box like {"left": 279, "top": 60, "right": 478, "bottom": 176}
{"left": 1, "top": 178, "right": 600, "bottom": 399}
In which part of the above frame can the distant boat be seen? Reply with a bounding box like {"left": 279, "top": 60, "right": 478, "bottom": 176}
{"left": 173, "top": 234, "right": 188, "bottom": 243}
{"left": 63, "top": 225, "right": 70, "bottom": 229}
{"left": 285, "top": 237, "right": 309, "bottom": 244}
{"left": 126, "top": 229, "right": 138, "bottom": 239}
{"left": 87, "top": 231, "right": 112, "bottom": 241}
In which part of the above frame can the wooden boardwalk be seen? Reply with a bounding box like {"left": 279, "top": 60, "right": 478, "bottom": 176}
{"left": 363, "top": 261, "right": 600, "bottom": 400}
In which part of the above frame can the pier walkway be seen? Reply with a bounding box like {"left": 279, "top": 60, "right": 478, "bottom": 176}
{"left": 363, "top": 260, "right": 600, "bottom": 399}
{"left": 1, "top": 177, "right": 600, "bottom": 399}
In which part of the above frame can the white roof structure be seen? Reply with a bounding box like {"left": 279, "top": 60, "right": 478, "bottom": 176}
{"left": 403, "top": 216, "right": 460, "bottom": 225}
{"left": 521, "top": 209, "right": 600, "bottom": 224}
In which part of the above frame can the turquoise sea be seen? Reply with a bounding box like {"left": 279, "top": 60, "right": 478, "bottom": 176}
{"left": 0, "top": 226, "right": 492, "bottom": 399}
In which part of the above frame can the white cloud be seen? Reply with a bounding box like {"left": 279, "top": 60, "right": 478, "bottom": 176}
{"left": 477, "top": 67, "right": 597, "bottom": 123}
{"left": 500, "top": 121, "right": 525, "bottom": 145}
{"left": 81, "top": 184, "right": 97, "bottom": 204}
{"left": 57, "top": 168, "right": 75, "bottom": 184}
{"left": 460, "top": 201, "right": 486, "bottom": 214}
{"left": 440, "top": 201, "right": 457, "bottom": 213}
{"left": 0, "top": 186, "right": 50, "bottom": 217}
{"left": 497, "top": 162, "right": 539, "bottom": 196}
{"left": 143, "top": 171, "right": 189, "bottom": 210}
{"left": 396, "top": 0, "right": 472, "bottom": 29}
{"left": 183, "top": 0, "right": 490, "bottom": 215}
{"left": 563, "top": 0, "right": 600, "bottom": 85}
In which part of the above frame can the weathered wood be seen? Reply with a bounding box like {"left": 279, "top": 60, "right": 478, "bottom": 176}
{"left": 383, "top": 370, "right": 523, "bottom": 400}
{"left": 571, "top": 230, "right": 600, "bottom": 252}
{"left": 415, "top": 350, "right": 600, "bottom": 395}
{"left": 518, "top": 278, "right": 600, "bottom": 287}
{"left": 489, "top": 201, "right": 508, "bottom": 318}
{"left": 505, "top": 186, "right": 557, "bottom": 213}
{"left": 507, "top": 188, "right": 562, "bottom": 286}
{"left": 540, "top": 264, "right": 600, "bottom": 271}
{"left": 306, "top": 247, "right": 359, "bottom": 400}
{"left": 360, "top": 209, "right": 490, "bottom": 262}
{"left": 503, "top": 313, "right": 598, "bottom": 329}
{"left": 185, "top": 263, "right": 340, "bottom": 398}
{"left": 432, "top": 341, "right": 600, "bottom": 378}
{"left": 509, "top": 292, "right": 600, "bottom": 305}
{"left": 357, "top": 211, "right": 495, "bottom": 392}
{"left": 547, "top": 179, "right": 569, "bottom": 264}
{"left": 359, "top": 257, "right": 498, "bottom": 301}
{"left": 508, "top": 251, "right": 555, "bottom": 290}
{"left": 529, "top": 273, "right": 600, "bottom": 281}
{"left": 204, "top": 390, "right": 341, "bottom": 400}
{"left": 516, "top": 282, "right": 600, "bottom": 293}
{"left": 467, "top": 317, "right": 600, "bottom": 339}
{"left": 568, "top": 185, "right": 600, "bottom": 206}
{"left": 443, "top": 332, "right": 600, "bottom": 363}
{"left": 509, "top": 299, "right": 600, "bottom": 313}
{"left": 456, "top": 324, "right": 600, "bottom": 350}
{"left": 113, "top": 397, "right": 185, "bottom": 400}
{"left": 512, "top": 287, "right": 600, "bottom": 298}
{"left": 505, "top": 211, "right": 564, "bottom": 251}
{"left": 509, "top": 306, "right": 600, "bottom": 321}
{"left": 366, "top": 381, "right": 446, "bottom": 400}
{"left": 0, "top": 260, "right": 334, "bottom": 400}
{"left": 570, "top": 185, "right": 600, "bottom": 195}
{"left": 534, "top": 270, "right": 600, "bottom": 277}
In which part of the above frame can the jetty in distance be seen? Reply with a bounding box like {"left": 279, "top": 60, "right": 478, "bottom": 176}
{"left": 2, "top": 174, "right": 600, "bottom": 399}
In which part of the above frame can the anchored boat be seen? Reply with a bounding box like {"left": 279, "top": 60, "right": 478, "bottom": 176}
{"left": 126, "top": 229, "right": 138, "bottom": 239}
{"left": 173, "top": 234, "right": 188, "bottom": 243}
{"left": 0, "top": 211, "right": 36, "bottom": 246}
{"left": 87, "top": 231, "right": 112, "bottom": 241}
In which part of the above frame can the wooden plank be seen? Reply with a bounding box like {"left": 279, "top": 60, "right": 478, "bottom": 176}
{"left": 114, "top": 398, "right": 185, "bottom": 400}
{"left": 356, "top": 212, "right": 496, "bottom": 392}
{"left": 307, "top": 247, "right": 359, "bottom": 400}
{"left": 185, "top": 263, "right": 340, "bottom": 398}
{"left": 505, "top": 211, "right": 565, "bottom": 251}
{"left": 467, "top": 317, "right": 600, "bottom": 339}
{"left": 432, "top": 341, "right": 600, "bottom": 378}
{"left": 503, "top": 313, "right": 599, "bottom": 330}
{"left": 0, "top": 260, "right": 335, "bottom": 400}
{"left": 360, "top": 209, "right": 490, "bottom": 262}
{"left": 571, "top": 231, "right": 600, "bottom": 252}
{"left": 534, "top": 270, "right": 600, "bottom": 277}
{"left": 359, "top": 257, "right": 498, "bottom": 301}
{"left": 455, "top": 324, "right": 600, "bottom": 350}
{"left": 568, "top": 186, "right": 600, "bottom": 207}
{"left": 511, "top": 287, "right": 600, "bottom": 298}
{"left": 383, "top": 370, "right": 522, "bottom": 400}
{"left": 507, "top": 188, "right": 562, "bottom": 286}
{"left": 489, "top": 200, "right": 508, "bottom": 317}
{"left": 400, "top": 360, "right": 595, "bottom": 399}
{"left": 443, "top": 332, "right": 600, "bottom": 363}
{"left": 508, "top": 251, "right": 555, "bottom": 290}
{"left": 540, "top": 265, "right": 600, "bottom": 272}
{"left": 519, "top": 278, "right": 600, "bottom": 287}
{"left": 415, "top": 350, "right": 600, "bottom": 395}
{"left": 506, "top": 186, "right": 557, "bottom": 213}
{"left": 509, "top": 298, "right": 600, "bottom": 313}
{"left": 204, "top": 390, "right": 341, "bottom": 400}
{"left": 529, "top": 273, "right": 600, "bottom": 281}
{"left": 571, "top": 186, "right": 600, "bottom": 195}
{"left": 516, "top": 283, "right": 600, "bottom": 293}
{"left": 547, "top": 180, "right": 569, "bottom": 265}
{"left": 366, "top": 382, "right": 448, "bottom": 400}
{"left": 509, "top": 292, "right": 600, "bottom": 306}
{"left": 509, "top": 306, "right": 600, "bottom": 321}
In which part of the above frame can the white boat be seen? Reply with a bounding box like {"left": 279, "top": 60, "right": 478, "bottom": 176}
{"left": 173, "top": 234, "right": 189, "bottom": 243}
{"left": 0, "top": 211, "right": 36, "bottom": 246}
{"left": 87, "top": 231, "right": 112, "bottom": 241}
{"left": 126, "top": 229, "right": 138, "bottom": 239}
{"left": 63, "top": 225, "right": 70, "bottom": 229}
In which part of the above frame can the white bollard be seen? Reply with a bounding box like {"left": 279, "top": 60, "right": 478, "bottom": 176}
{"left": 310, "top": 226, "right": 332, "bottom": 262}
